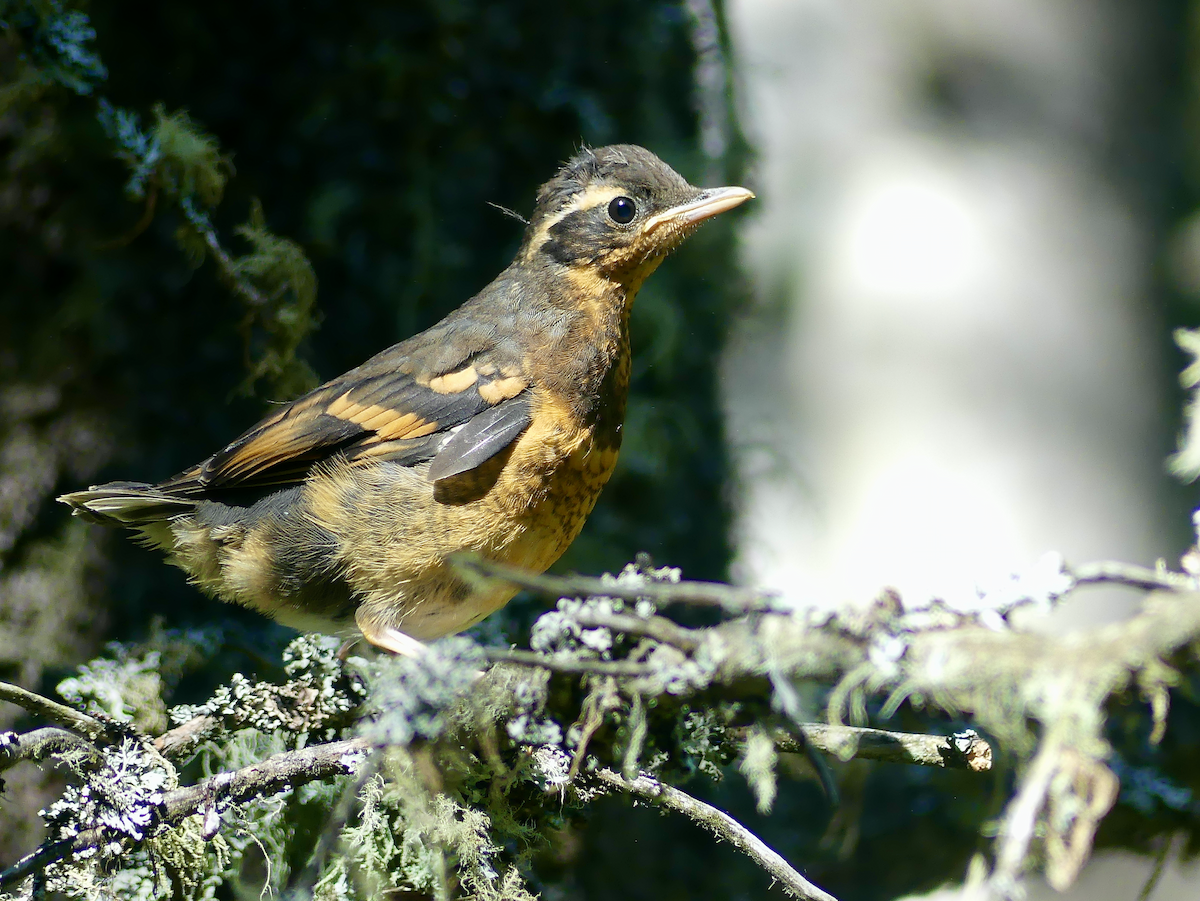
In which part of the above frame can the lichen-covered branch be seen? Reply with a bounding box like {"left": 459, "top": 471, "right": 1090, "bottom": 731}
{"left": 0, "top": 681, "right": 108, "bottom": 741}
{"left": 3, "top": 554, "right": 1199, "bottom": 899}
{"left": 1068, "top": 560, "right": 1197, "bottom": 593}
{"left": 737, "top": 724, "right": 992, "bottom": 772}
{"left": 159, "top": 737, "right": 368, "bottom": 824}
{"left": 0, "top": 737, "right": 368, "bottom": 891}
{"left": 0, "top": 728, "right": 103, "bottom": 773}
{"left": 454, "top": 552, "right": 781, "bottom": 613}
{"left": 594, "top": 767, "right": 839, "bottom": 901}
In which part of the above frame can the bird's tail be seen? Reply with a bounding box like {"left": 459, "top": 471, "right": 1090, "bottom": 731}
{"left": 58, "top": 481, "right": 196, "bottom": 528}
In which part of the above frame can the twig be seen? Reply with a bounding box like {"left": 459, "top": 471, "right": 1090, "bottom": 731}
{"left": 453, "top": 554, "right": 781, "bottom": 614}
{"left": 991, "top": 735, "right": 1062, "bottom": 890}
{"left": 741, "top": 724, "right": 992, "bottom": 772}
{"left": 0, "top": 727, "right": 105, "bottom": 773}
{"left": 484, "top": 648, "right": 656, "bottom": 677}
{"left": 1137, "top": 833, "right": 1178, "bottom": 901}
{"left": 179, "top": 198, "right": 268, "bottom": 308}
{"left": 154, "top": 714, "right": 218, "bottom": 759}
{"left": 1070, "top": 562, "right": 1196, "bottom": 593}
{"left": 0, "top": 840, "right": 74, "bottom": 891}
{"left": 594, "top": 767, "right": 839, "bottom": 901}
{"left": 0, "top": 682, "right": 108, "bottom": 742}
{"left": 158, "top": 737, "right": 367, "bottom": 821}
{"left": 570, "top": 608, "right": 702, "bottom": 652}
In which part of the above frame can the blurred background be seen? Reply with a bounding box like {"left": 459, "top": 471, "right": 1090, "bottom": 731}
{"left": 725, "top": 0, "right": 1191, "bottom": 631}
{"left": 2, "top": 0, "right": 1200, "bottom": 897}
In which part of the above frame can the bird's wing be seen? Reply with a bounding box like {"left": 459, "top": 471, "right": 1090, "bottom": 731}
{"left": 161, "top": 335, "right": 532, "bottom": 494}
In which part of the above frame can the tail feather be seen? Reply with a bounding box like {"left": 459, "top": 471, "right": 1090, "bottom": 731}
{"left": 58, "top": 481, "right": 196, "bottom": 527}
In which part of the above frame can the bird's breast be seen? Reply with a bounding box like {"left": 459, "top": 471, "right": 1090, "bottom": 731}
{"left": 486, "top": 388, "right": 621, "bottom": 571}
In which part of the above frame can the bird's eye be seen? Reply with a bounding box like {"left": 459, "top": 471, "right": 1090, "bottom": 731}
{"left": 608, "top": 196, "right": 637, "bottom": 224}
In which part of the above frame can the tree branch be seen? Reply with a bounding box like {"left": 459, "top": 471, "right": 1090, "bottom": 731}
{"left": 594, "top": 767, "right": 839, "bottom": 901}
{"left": 158, "top": 736, "right": 368, "bottom": 822}
{"left": 0, "top": 727, "right": 104, "bottom": 773}
{"left": 570, "top": 608, "right": 702, "bottom": 652}
{"left": 1069, "top": 561, "right": 1197, "bottom": 593}
{"left": 453, "top": 553, "right": 782, "bottom": 614}
{"left": 0, "top": 681, "right": 109, "bottom": 742}
{"left": 484, "top": 648, "right": 658, "bottom": 677}
{"left": 0, "top": 840, "right": 74, "bottom": 892}
{"left": 5, "top": 559, "right": 1195, "bottom": 896}
{"left": 0, "top": 737, "right": 370, "bottom": 891}
{"left": 733, "top": 724, "right": 992, "bottom": 772}
{"left": 153, "top": 714, "right": 218, "bottom": 759}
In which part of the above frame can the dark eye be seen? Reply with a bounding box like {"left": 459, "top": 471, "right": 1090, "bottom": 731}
{"left": 608, "top": 196, "right": 637, "bottom": 224}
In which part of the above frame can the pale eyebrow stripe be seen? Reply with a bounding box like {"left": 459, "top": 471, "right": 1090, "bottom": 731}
{"left": 522, "top": 184, "right": 631, "bottom": 260}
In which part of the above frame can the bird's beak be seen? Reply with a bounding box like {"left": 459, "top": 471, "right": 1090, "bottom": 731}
{"left": 644, "top": 185, "right": 755, "bottom": 231}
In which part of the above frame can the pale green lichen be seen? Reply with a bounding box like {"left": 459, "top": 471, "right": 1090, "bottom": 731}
{"left": 57, "top": 648, "right": 167, "bottom": 734}
{"left": 737, "top": 725, "right": 778, "bottom": 814}
{"left": 359, "top": 636, "right": 487, "bottom": 747}
{"left": 1170, "top": 327, "right": 1200, "bottom": 481}
{"left": 312, "top": 759, "right": 537, "bottom": 901}
{"left": 170, "top": 633, "right": 366, "bottom": 740}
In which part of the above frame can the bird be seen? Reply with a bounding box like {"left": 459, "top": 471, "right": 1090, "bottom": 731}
{"left": 59, "top": 144, "right": 753, "bottom": 656}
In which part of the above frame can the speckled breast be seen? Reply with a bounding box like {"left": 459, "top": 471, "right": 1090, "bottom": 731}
{"left": 490, "top": 409, "right": 621, "bottom": 576}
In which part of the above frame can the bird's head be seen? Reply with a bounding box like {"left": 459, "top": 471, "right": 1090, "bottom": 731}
{"left": 520, "top": 144, "right": 753, "bottom": 291}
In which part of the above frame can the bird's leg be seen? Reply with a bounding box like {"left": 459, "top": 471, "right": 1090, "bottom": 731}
{"left": 355, "top": 608, "right": 430, "bottom": 658}
{"left": 369, "top": 626, "right": 430, "bottom": 658}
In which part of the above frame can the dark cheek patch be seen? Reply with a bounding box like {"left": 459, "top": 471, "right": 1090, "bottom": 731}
{"left": 542, "top": 210, "right": 617, "bottom": 265}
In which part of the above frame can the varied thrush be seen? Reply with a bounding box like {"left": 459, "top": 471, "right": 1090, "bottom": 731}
{"left": 60, "top": 144, "right": 753, "bottom": 655}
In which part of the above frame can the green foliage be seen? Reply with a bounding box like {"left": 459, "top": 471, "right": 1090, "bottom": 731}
{"left": 230, "top": 204, "right": 321, "bottom": 396}
{"left": 151, "top": 106, "right": 227, "bottom": 207}
{"left": 315, "top": 769, "right": 537, "bottom": 901}
{"left": 96, "top": 99, "right": 320, "bottom": 397}
{"left": 0, "top": 0, "right": 106, "bottom": 101}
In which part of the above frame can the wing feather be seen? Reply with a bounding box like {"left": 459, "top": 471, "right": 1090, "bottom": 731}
{"left": 426, "top": 395, "right": 532, "bottom": 481}
{"left": 159, "top": 335, "right": 531, "bottom": 495}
